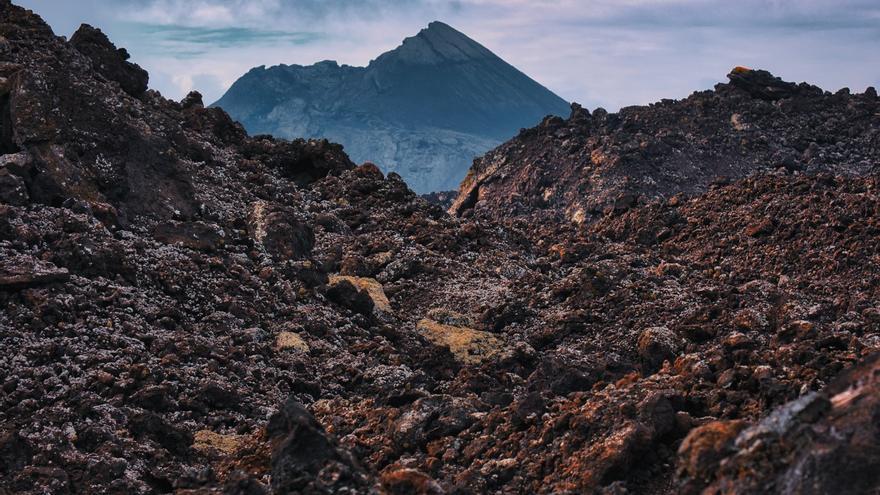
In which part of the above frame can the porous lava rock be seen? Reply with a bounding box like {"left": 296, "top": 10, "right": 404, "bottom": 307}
{"left": 1, "top": 2, "right": 879, "bottom": 494}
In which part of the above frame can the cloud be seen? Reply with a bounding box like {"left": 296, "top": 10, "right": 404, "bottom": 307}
{"left": 121, "top": 23, "right": 324, "bottom": 58}
{"left": 16, "top": 0, "right": 880, "bottom": 108}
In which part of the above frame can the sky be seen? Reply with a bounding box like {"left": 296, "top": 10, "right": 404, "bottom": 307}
{"left": 16, "top": 0, "right": 880, "bottom": 111}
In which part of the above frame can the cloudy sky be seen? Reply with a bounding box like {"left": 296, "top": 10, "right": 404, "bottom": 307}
{"left": 17, "top": 0, "right": 880, "bottom": 110}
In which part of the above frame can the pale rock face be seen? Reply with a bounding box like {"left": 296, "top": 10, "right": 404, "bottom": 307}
{"left": 213, "top": 22, "right": 570, "bottom": 193}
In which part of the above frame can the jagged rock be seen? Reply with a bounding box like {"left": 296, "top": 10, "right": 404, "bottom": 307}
{"left": 677, "top": 420, "right": 747, "bottom": 484}
{"left": 0, "top": 167, "right": 26, "bottom": 205}
{"left": 2, "top": 3, "right": 880, "bottom": 494}
{"left": 325, "top": 278, "right": 375, "bottom": 316}
{"left": 69, "top": 24, "right": 148, "bottom": 97}
{"left": 727, "top": 66, "right": 803, "bottom": 101}
{"left": 380, "top": 468, "right": 445, "bottom": 495}
{"left": 682, "top": 354, "right": 880, "bottom": 494}
{"left": 417, "top": 318, "right": 502, "bottom": 364}
{"left": 267, "top": 398, "right": 370, "bottom": 494}
{"left": 153, "top": 220, "right": 225, "bottom": 251}
{"left": 637, "top": 326, "right": 682, "bottom": 372}
{"left": 451, "top": 67, "right": 878, "bottom": 221}
{"left": 0, "top": 430, "right": 33, "bottom": 476}
{"left": 181, "top": 90, "right": 204, "bottom": 109}
{"left": 248, "top": 202, "right": 314, "bottom": 261}
{"left": 328, "top": 275, "right": 391, "bottom": 313}
{"left": 0, "top": 255, "right": 69, "bottom": 289}
{"left": 127, "top": 411, "right": 193, "bottom": 456}
{"left": 391, "top": 395, "right": 477, "bottom": 451}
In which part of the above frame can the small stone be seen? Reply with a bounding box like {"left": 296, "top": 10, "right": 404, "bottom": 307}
{"left": 722, "top": 332, "right": 753, "bottom": 350}
{"left": 380, "top": 468, "right": 444, "bottom": 495}
{"left": 417, "top": 318, "right": 502, "bottom": 365}
{"left": 328, "top": 275, "right": 391, "bottom": 313}
{"left": 275, "top": 332, "right": 309, "bottom": 353}
{"left": 0, "top": 168, "right": 27, "bottom": 205}
{"left": 0, "top": 255, "right": 70, "bottom": 289}
{"left": 637, "top": 326, "right": 682, "bottom": 372}
{"left": 192, "top": 430, "right": 244, "bottom": 455}
{"left": 95, "top": 371, "right": 114, "bottom": 385}
{"left": 745, "top": 217, "right": 775, "bottom": 237}
{"left": 677, "top": 420, "right": 748, "bottom": 479}
{"left": 153, "top": 221, "right": 224, "bottom": 251}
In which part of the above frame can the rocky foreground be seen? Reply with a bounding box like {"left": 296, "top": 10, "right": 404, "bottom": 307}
{"left": 1, "top": 2, "right": 879, "bottom": 494}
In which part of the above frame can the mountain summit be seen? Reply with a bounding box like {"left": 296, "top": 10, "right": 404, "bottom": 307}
{"left": 213, "top": 22, "right": 570, "bottom": 193}
{"left": 378, "top": 21, "right": 497, "bottom": 65}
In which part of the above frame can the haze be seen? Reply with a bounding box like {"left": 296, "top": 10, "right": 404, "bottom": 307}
{"left": 17, "top": 0, "right": 880, "bottom": 110}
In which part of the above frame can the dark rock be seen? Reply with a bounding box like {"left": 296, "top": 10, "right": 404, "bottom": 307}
{"left": 0, "top": 430, "right": 33, "bottom": 476}
{"left": 726, "top": 67, "right": 801, "bottom": 101}
{"left": 0, "top": 255, "right": 69, "bottom": 289}
{"left": 637, "top": 327, "right": 682, "bottom": 373}
{"left": 0, "top": 167, "right": 27, "bottom": 205}
{"left": 325, "top": 279, "right": 374, "bottom": 315}
{"left": 686, "top": 354, "right": 880, "bottom": 494}
{"left": 267, "top": 397, "right": 369, "bottom": 494}
{"left": 392, "top": 395, "right": 477, "bottom": 450}
{"left": 380, "top": 468, "right": 445, "bottom": 495}
{"left": 248, "top": 204, "right": 314, "bottom": 261}
{"left": 69, "top": 24, "right": 148, "bottom": 97}
{"left": 153, "top": 221, "right": 225, "bottom": 251}
{"left": 181, "top": 90, "right": 204, "bottom": 109}
{"left": 128, "top": 411, "right": 193, "bottom": 455}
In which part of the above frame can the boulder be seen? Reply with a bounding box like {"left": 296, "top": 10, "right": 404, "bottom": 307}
{"left": 726, "top": 67, "right": 800, "bottom": 101}
{"left": 325, "top": 279, "right": 374, "bottom": 316}
{"left": 417, "top": 318, "right": 502, "bottom": 364}
{"left": 328, "top": 275, "right": 390, "bottom": 313}
{"left": 248, "top": 202, "right": 314, "bottom": 261}
{"left": 0, "top": 255, "right": 69, "bottom": 289}
{"left": 391, "top": 395, "right": 477, "bottom": 451}
{"left": 380, "top": 468, "right": 445, "bottom": 495}
{"left": 0, "top": 167, "right": 27, "bottom": 205}
{"left": 677, "top": 420, "right": 747, "bottom": 482}
{"left": 637, "top": 326, "right": 682, "bottom": 372}
{"left": 267, "top": 398, "right": 369, "bottom": 494}
{"left": 69, "top": 24, "right": 148, "bottom": 97}
{"left": 684, "top": 354, "right": 880, "bottom": 493}
{"left": 153, "top": 221, "right": 224, "bottom": 251}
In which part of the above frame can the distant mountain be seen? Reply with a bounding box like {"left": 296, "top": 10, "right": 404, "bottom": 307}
{"left": 213, "top": 21, "right": 570, "bottom": 193}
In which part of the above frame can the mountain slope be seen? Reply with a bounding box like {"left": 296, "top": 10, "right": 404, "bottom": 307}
{"left": 213, "top": 21, "right": 571, "bottom": 193}
{"left": 451, "top": 69, "right": 879, "bottom": 221}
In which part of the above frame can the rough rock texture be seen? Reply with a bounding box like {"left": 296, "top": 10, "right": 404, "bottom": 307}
{"left": 69, "top": 24, "right": 149, "bottom": 98}
{"left": 213, "top": 22, "right": 570, "bottom": 193}
{"left": 451, "top": 71, "right": 879, "bottom": 222}
{"left": 681, "top": 354, "right": 880, "bottom": 494}
{"left": 2, "top": 3, "right": 880, "bottom": 495}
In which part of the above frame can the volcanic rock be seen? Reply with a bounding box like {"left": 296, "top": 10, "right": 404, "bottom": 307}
{"left": 451, "top": 68, "right": 878, "bottom": 222}
{"left": 0, "top": 255, "right": 69, "bottom": 289}
{"left": 267, "top": 398, "right": 370, "bottom": 494}
{"left": 2, "top": 2, "right": 880, "bottom": 494}
{"left": 70, "top": 24, "right": 149, "bottom": 97}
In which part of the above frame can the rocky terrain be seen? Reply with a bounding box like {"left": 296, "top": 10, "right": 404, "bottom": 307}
{"left": 451, "top": 69, "right": 879, "bottom": 223}
{"left": 213, "top": 22, "right": 570, "bottom": 194}
{"left": 2, "top": 2, "right": 880, "bottom": 494}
